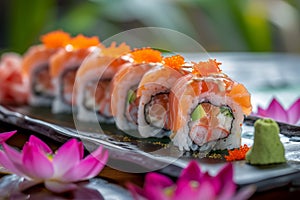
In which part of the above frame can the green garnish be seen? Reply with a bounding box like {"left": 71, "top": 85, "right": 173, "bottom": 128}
{"left": 220, "top": 106, "right": 233, "bottom": 118}
{"left": 191, "top": 105, "right": 206, "bottom": 121}
{"left": 246, "top": 118, "right": 286, "bottom": 165}
{"left": 127, "top": 89, "right": 136, "bottom": 104}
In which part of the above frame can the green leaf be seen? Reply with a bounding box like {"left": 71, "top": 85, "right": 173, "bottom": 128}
{"left": 7, "top": 0, "right": 55, "bottom": 53}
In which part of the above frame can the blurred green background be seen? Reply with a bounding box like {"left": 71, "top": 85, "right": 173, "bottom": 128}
{"left": 0, "top": 0, "right": 300, "bottom": 54}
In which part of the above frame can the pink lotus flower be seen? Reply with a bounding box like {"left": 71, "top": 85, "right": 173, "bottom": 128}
{"left": 255, "top": 98, "right": 300, "bottom": 125}
{"left": 127, "top": 161, "right": 255, "bottom": 200}
{"left": 0, "top": 134, "right": 108, "bottom": 193}
{"left": 0, "top": 131, "right": 16, "bottom": 144}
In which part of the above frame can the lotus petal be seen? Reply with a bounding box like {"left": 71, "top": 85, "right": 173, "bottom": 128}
{"left": 0, "top": 150, "right": 23, "bottom": 176}
{"left": 178, "top": 160, "right": 202, "bottom": 182}
{"left": 174, "top": 179, "right": 215, "bottom": 200}
{"left": 19, "top": 179, "right": 43, "bottom": 192}
{"left": 287, "top": 98, "right": 300, "bottom": 124}
{"left": 1, "top": 143, "right": 34, "bottom": 178}
{"left": 28, "top": 135, "right": 52, "bottom": 154}
{"left": 256, "top": 106, "right": 267, "bottom": 116}
{"left": 144, "top": 173, "right": 173, "bottom": 189}
{"left": 127, "top": 182, "right": 148, "bottom": 200}
{"left": 264, "top": 98, "right": 288, "bottom": 123}
{"left": 0, "top": 131, "right": 17, "bottom": 143}
{"left": 142, "top": 173, "right": 175, "bottom": 200}
{"left": 216, "top": 163, "right": 236, "bottom": 199}
{"left": 83, "top": 146, "right": 108, "bottom": 179}
{"left": 22, "top": 143, "right": 54, "bottom": 180}
{"left": 44, "top": 180, "right": 77, "bottom": 193}
{"left": 61, "top": 146, "right": 108, "bottom": 182}
{"left": 216, "top": 163, "right": 234, "bottom": 186}
{"left": 2, "top": 143, "right": 22, "bottom": 165}
{"left": 203, "top": 172, "right": 220, "bottom": 191}
{"left": 52, "top": 139, "right": 83, "bottom": 178}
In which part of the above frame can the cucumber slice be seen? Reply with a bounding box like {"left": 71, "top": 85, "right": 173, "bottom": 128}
{"left": 220, "top": 106, "right": 233, "bottom": 118}
{"left": 127, "top": 89, "right": 136, "bottom": 104}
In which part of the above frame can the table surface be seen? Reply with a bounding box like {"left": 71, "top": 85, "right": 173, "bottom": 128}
{"left": 1, "top": 52, "right": 300, "bottom": 199}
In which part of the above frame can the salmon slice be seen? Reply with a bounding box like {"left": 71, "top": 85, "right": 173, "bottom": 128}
{"left": 227, "top": 83, "right": 252, "bottom": 115}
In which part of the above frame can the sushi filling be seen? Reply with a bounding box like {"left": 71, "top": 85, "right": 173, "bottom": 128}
{"left": 83, "top": 79, "right": 111, "bottom": 117}
{"left": 32, "top": 65, "right": 54, "bottom": 98}
{"left": 60, "top": 67, "right": 78, "bottom": 105}
{"left": 126, "top": 87, "right": 140, "bottom": 125}
{"left": 125, "top": 89, "right": 170, "bottom": 129}
{"left": 189, "top": 103, "right": 234, "bottom": 147}
{"left": 144, "top": 92, "right": 170, "bottom": 130}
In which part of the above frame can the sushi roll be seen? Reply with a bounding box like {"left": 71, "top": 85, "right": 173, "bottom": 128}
{"left": 169, "top": 59, "right": 252, "bottom": 151}
{"left": 111, "top": 48, "right": 163, "bottom": 134}
{"left": 0, "top": 53, "right": 28, "bottom": 105}
{"left": 50, "top": 34, "right": 101, "bottom": 114}
{"left": 22, "top": 30, "right": 71, "bottom": 106}
{"left": 136, "top": 55, "right": 191, "bottom": 137}
{"left": 75, "top": 42, "right": 131, "bottom": 123}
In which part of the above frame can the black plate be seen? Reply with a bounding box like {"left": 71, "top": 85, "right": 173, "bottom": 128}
{"left": 1, "top": 105, "right": 300, "bottom": 192}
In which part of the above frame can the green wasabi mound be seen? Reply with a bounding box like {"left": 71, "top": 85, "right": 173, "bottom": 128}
{"left": 246, "top": 118, "right": 286, "bottom": 165}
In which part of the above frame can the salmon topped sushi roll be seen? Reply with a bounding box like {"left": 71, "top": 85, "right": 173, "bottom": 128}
{"left": 169, "top": 59, "right": 252, "bottom": 151}
{"left": 22, "top": 30, "right": 71, "bottom": 106}
{"left": 111, "top": 48, "right": 163, "bottom": 134}
{"left": 75, "top": 42, "right": 131, "bottom": 123}
{"left": 136, "top": 55, "right": 192, "bottom": 137}
{"left": 50, "top": 34, "right": 101, "bottom": 113}
{"left": 0, "top": 53, "right": 28, "bottom": 105}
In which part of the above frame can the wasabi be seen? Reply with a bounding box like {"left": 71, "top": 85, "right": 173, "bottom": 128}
{"left": 246, "top": 118, "right": 286, "bottom": 165}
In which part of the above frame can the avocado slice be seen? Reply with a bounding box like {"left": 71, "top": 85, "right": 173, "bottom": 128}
{"left": 191, "top": 104, "right": 206, "bottom": 121}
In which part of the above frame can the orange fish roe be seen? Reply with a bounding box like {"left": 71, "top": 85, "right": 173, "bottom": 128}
{"left": 225, "top": 144, "right": 251, "bottom": 162}
{"left": 68, "top": 34, "right": 100, "bottom": 49}
{"left": 163, "top": 55, "right": 185, "bottom": 71}
{"left": 192, "top": 59, "right": 222, "bottom": 76}
{"left": 101, "top": 42, "right": 131, "bottom": 58}
{"left": 40, "top": 30, "right": 71, "bottom": 48}
{"left": 130, "top": 48, "right": 162, "bottom": 64}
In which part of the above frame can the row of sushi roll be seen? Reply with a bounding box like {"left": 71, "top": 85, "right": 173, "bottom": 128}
{"left": 22, "top": 30, "right": 101, "bottom": 113}
{"left": 0, "top": 30, "right": 252, "bottom": 152}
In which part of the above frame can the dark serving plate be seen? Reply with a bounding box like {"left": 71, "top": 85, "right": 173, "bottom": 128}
{"left": 1, "top": 105, "right": 300, "bottom": 192}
